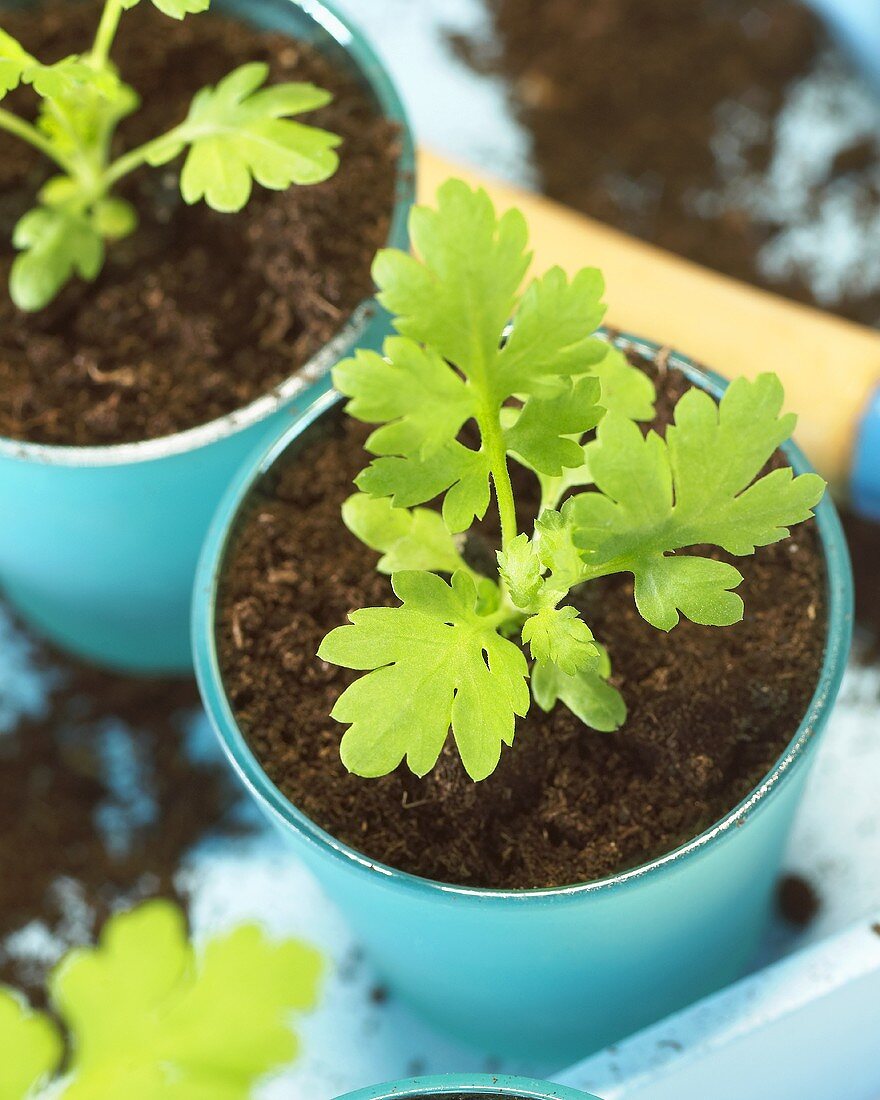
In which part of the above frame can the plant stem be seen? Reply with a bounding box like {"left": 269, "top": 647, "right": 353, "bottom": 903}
{"left": 0, "top": 108, "right": 74, "bottom": 172}
{"left": 104, "top": 127, "right": 183, "bottom": 189}
{"left": 477, "top": 400, "right": 518, "bottom": 552}
{"left": 90, "top": 0, "right": 125, "bottom": 69}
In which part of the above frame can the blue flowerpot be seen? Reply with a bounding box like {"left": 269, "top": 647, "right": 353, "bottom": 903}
{"left": 193, "top": 334, "right": 853, "bottom": 1062}
{"left": 0, "top": 0, "right": 414, "bottom": 674}
{"left": 335, "top": 1076, "right": 595, "bottom": 1099}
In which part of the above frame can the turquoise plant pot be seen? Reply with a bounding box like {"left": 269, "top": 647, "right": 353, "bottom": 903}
{"left": 0, "top": 0, "right": 414, "bottom": 673}
{"left": 335, "top": 1076, "right": 595, "bottom": 1099}
{"left": 193, "top": 334, "right": 853, "bottom": 1062}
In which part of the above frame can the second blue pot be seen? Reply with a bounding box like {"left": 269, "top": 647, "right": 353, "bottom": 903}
{"left": 193, "top": 335, "right": 853, "bottom": 1061}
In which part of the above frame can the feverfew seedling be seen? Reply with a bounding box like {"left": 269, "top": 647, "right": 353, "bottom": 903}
{"left": 0, "top": 899, "right": 322, "bottom": 1099}
{"left": 0, "top": 0, "right": 341, "bottom": 310}
{"left": 319, "top": 179, "right": 826, "bottom": 782}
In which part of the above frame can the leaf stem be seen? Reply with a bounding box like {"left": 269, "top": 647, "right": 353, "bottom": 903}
{"left": 90, "top": 0, "right": 125, "bottom": 70}
{"left": 0, "top": 108, "right": 74, "bottom": 172}
{"left": 103, "top": 126, "right": 183, "bottom": 189}
{"left": 477, "top": 400, "right": 518, "bottom": 552}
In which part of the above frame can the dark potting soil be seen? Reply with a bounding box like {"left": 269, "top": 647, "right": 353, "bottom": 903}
{"left": 0, "top": 0, "right": 400, "bottom": 445}
{"left": 0, "top": 633, "right": 248, "bottom": 1005}
{"left": 217, "top": 356, "right": 827, "bottom": 890}
{"left": 450, "top": 0, "right": 880, "bottom": 328}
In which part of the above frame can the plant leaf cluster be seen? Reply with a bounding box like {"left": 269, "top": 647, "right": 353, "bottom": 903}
{"left": 0, "top": 899, "right": 322, "bottom": 1099}
{"left": 319, "top": 179, "right": 825, "bottom": 783}
{"left": 0, "top": 0, "right": 340, "bottom": 310}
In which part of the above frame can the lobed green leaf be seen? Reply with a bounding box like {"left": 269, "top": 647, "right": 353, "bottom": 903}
{"left": 633, "top": 555, "right": 744, "bottom": 633}
{"left": 356, "top": 440, "right": 492, "bottom": 535}
{"left": 0, "top": 988, "right": 62, "bottom": 1100}
{"left": 531, "top": 648, "right": 626, "bottom": 732}
{"left": 355, "top": 181, "right": 614, "bottom": 530}
{"left": 593, "top": 344, "right": 656, "bottom": 420}
{"left": 504, "top": 375, "right": 603, "bottom": 476}
{"left": 521, "top": 605, "right": 598, "bottom": 676}
{"left": 52, "top": 899, "right": 321, "bottom": 1098}
{"left": 497, "top": 532, "right": 544, "bottom": 609}
{"left": 319, "top": 570, "right": 530, "bottom": 781}
{"left": 11, "top": 205, "right": 104, "bottom": 311}
{"left": 495, "top": 265, "right": 607, "bottom": 399}
{"left": 0, "top": 29, "right": 29, "bottom": 98}
{"left": 152, "top": 63, "right": 340, "bottom": 212}
{"left": 571, "top": 374, "right": 825, "bottom": 630}
{"left": 334, "top": 339, "right": 473, "bottom": 460}
{"left": 373, "top": 178, "right": 530, "bottom": 385}
{"left": 341, "top": 493, "right": 466, "bottom": 575}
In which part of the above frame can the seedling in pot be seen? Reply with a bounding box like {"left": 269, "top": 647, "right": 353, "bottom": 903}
{"left": 0, "top": 899, "right": 322, "bottom": 1099}
{"left": 319, "top": 178, "right": 826, "bottom": 782}
{"left": 0, "top": 0, "right": 341, "bottom": 310}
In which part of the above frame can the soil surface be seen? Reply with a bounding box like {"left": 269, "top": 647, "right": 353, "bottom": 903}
{"left": 0, "top": 0, "right": 400, "bottom": 445}
{"left": 451, "top": 0, "right": 880, "bottom": 327}
{"left": 0, "top": 633, "right": 247, "bottom": 1006}
{"left": 218, "top": 355, "right": 827, "bottom": 890}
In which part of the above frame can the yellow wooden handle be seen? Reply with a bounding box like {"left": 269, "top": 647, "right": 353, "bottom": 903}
{"left": 417, "top": 149, "right": 880, "bottom": 490}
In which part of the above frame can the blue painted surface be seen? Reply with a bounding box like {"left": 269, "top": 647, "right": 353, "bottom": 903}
{"left": 192, "top": 334, "right": 854, "bottom": 1065}
{"left": 336, "top": 1075, "right": 594, "bottom": 1099}
{"left": 0, "top": 0, "right": 415, "bottom": 674}
{"left": 852, "top": 384, "right": 880, "bottom": 520}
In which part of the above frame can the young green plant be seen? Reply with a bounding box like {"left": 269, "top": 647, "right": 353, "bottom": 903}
{"left": 0, "top": 899, "right": 322, "bottom": 1099}
{"left": 0, "top": 0, "right": 341, "bottom": 310}
{"left": 319, "top": 179, "right": 825, "bottom": 782}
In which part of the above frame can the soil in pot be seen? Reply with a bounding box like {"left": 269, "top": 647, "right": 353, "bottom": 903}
{"left": 0, "top": 0, "right": 401, "bottom": 445}
{"left": 216, "top": 354, "right": 827, "bottom": 890}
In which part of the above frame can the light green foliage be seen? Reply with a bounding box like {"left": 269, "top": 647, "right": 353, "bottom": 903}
{"left": 531, "top": 645, "right": 626, "bottom": 732}
{"left": 319, "top": 570, "right": 529, "bottom": 781}
{"left": 336, "top": 180, "right": 614, "bottom": 533}
{"left": 121, "top": 0, "right": 212, "bottom": 19}
{"left": 335, "top": 339, "right": 473, "bottom": 461}
{"left": 0, "top": 0, "right": 340, "bottom": 309}
{"left": 0, "top": 900, "right": 322, "bottom": 1099}
{"left": 321, "top": 180, "right": 824, "bottom": 782}
{"left": 148, "top": 63, "right": 340, "bottom": 212}
{"left": 571, "top": 374, "right": 825, "bottom": 630}
{"left": 0, "top": 988, "right": 62, "bottom": 1099}
{"left": 521, "top": 605, "right": 597, "bottom": 676}
{"left": 593, "top": 345, "right": 656, "bottom": 421}
{"left": 11, "top": 205, "right": 104, "bottom": 311}
{"left": 342, "top": 493, "right": 466, "bottom": 575}
{"left": 498, "top": 532, "right": 544, "bottom": 608}
{"left": 510, "top": 344, "right": 655, "bottom": 512}
{"left": 0, "top": 29, "right": 29, "bottom": 97}
{"left": 504, "top": 375, "right": 603, "bottom": 476}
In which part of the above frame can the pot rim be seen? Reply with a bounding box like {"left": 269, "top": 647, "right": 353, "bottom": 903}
{"left": 0, "top": 0, "right": 415, "bottom": 469}
{"left": 193, "top": 330, "right": 854, "bottom": 903}
{"left": 334, "top": 1074, "right": 592, "bottom": 1099}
